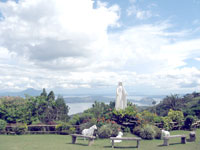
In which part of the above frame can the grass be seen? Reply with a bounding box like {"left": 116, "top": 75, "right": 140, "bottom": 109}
{"left": 0, "top": 129, "right": 200, "bottom": 150}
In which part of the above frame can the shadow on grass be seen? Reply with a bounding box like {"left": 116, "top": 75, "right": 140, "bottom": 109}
{"left": 104, "top": 146, "right": 138, "bottom": 149}
{"left": 66, "top": 143, "right": 88, "bottom": 146}
{"left": 158, "top": 143, "right": 182, "bottom": 147}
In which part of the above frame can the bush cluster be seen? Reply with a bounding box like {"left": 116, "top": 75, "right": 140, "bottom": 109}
{"left": 153, "top": 126, "right": 161, "bottom": 139}
{"left": 184, "top": 115, "right": 196, "bottom": 130}
{"left": 56, "top": 123, "right": 76, "bottom": 134}
{"left": 98, "top": 125, "right": 112, "bottom": 138}
{"left": 140, "top": 125, "right": 155, "bottom": 140}
{"left": 14, "top": 124, "right": 28, "bottom": 135}
{"left": 133, "top": 126, "right": 142, "bottom": 136}
{"left": 0, "top": 119, "right": 7, "bottom": 131}
{"left": 97, "top": 123, "right": 121, "bottom": 138}
{"left": 168, "top": 109, "right": 184, "bottom": 128}
{"left": 161, "top": 117, "right": 173, "bottom": 131}
{"left": 133, "top": 124, "right": 161, "bottom": 140}
{"left": 6, "top": 124, "right": 28, "bottom": 135}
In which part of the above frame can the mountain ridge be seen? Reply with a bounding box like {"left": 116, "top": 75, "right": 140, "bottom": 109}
{"left": 0, "top": 88, "right": 42, "bottom": 97}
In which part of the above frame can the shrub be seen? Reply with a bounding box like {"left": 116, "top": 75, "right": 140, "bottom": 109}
{"left": 98, "top": 125, "right": 112, "bottom": 138}
{"left": 31, "top": 119, "right": 42, "bottom": 125}
{"left": 66, "top": 127, "right": 76, "bottom": 134}
{"left": 79, "top": 118, "right": 97, "bottom": 133}
{"left": 0, "top": 119, "right": 7, "bottom": 131}
{"left": 29, "top": 125, "right": 45, "bottom": 131}
{"left": 140, "top": 111, "right": 158, "bottom": 123}
{"left": 14, "top": 124, "right": 28, "bottom": 135}
{"left": 112, "top": 106, "right": 140, "bottom": 129}
{"left": 153, "top": 126, "right": 161, "bottom": 139}
{"left": 133, "top": 125, "right": 159, "bottom": 140}
{"left": 139, "top": 124, "right": 156, "bottom": 140}
{"left": 184, "top": 115, "right": 196, "bottom": 130}
{"left": 109, "top": 123, "right": 121, "bottom": 137}
{"left": 55, "top": 124, "right": 63, "bottom": 131}
{"left": 78, "top": 113, "right": 94, "bottom": 124}
{"left": 162, "top": 117, "right": 173, "bottom": 131}
{"left": 122, "top": 126, "right": 131, "bottom": 133}
{"left": 153, "top": 116, "right": 162, "bottom": 123}
{"left": 69, "top": 115, "right": 81, "bottom": 125}
{"left": 56, "top": 123, "right": 76, "bottom": 134}
{"left": 168, "top": 109, "right": 184, "bottom": 127}
{"left": 98, "top": 123, "right": 121, "bottom": 138}
{"left": 133, "top": 126, "right": 142, "bottom": 136}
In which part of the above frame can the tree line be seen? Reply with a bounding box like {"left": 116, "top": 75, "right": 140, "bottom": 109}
{"left": 0, "top": 88, "right": 70, "bottom": 124}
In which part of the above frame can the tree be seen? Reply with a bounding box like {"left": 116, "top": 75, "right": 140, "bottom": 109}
{"left": 0, "top": 97, "right": 32, "bottom": 124}
{"left": 47, "top": 91, "right": 55, "bottom": 102}
{"left": 40, "top": 88, "right": 47, "bottom": 97}
{"left": 155, "top": 94, "right": 183, "bottom": 116}
{"left": 85, "top": 101, "right": 109, "bottom": 118}
{"left": 152, "top": 100, "right": 156, "bottom": 106}
{"left": 163, "top": 94, "right": 182, "bottom": 110}
{"left": 152, "top": 100, "right": 157, "bottom": 114}
{"left": 55, "top": 96, "right": 70, "bottom": 122}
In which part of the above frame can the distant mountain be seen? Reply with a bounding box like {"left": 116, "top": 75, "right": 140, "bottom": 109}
{"left": 0, "top": 88, "right": 42, "bottom": 97}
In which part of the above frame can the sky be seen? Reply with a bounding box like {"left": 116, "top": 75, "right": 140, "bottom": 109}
{"left": 0, "top": 0, "right": 200, "bottom": 95}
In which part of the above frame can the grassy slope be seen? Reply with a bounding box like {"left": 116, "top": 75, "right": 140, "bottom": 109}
{"left": 0, "top": 129, "right": 200, "bottom": 150}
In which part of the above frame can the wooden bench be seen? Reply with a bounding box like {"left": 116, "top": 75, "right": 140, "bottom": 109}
{"left": 70, "top": 134, "right": 96, "bottom": 146}
{"left": 110, "top": 137, "right": 142, "bottom": 148}
{"left": 163, "top": 135, "right": 186, "bottom": 146}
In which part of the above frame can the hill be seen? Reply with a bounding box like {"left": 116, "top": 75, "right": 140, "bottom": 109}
{"left": 0, "top": 88, "right": 42, "bottom": 97}
{"left": 148, "top": 92, "right": 200, "bottom": 117}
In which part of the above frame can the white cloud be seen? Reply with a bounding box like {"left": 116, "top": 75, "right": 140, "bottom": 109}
{"left": 195, "top": 57, "right": 200, "bottom": 61}
{"left": 0, "top": 0, "right": 120, "bottom": 69}
{"left": 127, "top": 5, "right": 137, "bottom": 16}
{"left": 126, "top": 2, "right": 154, "bottom": 20}
{"left": 136, "top": 10, "right": 152, "bottom": 20}
{"left": 0, "top": 0, "right": 200, "bottom": 94}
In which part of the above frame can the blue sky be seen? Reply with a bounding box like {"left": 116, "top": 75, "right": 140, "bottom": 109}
{"left": 0, "top": 0, "right": 200, "bottom": 95}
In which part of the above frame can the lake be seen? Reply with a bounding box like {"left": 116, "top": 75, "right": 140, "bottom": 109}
{"left": 66, "top": 95, "right": 163, "bottom": 115}
{"left": 67, "top": 101, "right": 147, "bottom": 115}
{"left": 67, "top": 103, "right": 94, "bottom": 115}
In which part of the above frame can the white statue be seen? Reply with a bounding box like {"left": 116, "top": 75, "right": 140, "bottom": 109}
{"left": 161, "top": 129, "right": 170, "bottom": 139}
{"left": 115, "top": 82, "right": 127, "bottom": 111}
{"left": 82, "top": 125, "right": 97, "bottom": 140}
{"left": 114, "top": 131, "right": 123, "bottom": 143}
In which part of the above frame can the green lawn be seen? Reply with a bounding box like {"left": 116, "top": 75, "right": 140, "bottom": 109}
{"left": 0, "top": 129, "right": 200, "bottom": 150}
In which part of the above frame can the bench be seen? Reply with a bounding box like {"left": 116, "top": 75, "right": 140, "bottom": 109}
{"left": 70, "top": 134, "right": 96, "bottom": 146}
{"left": 163, "top": 135, "right": 186, "bottom": 146}
{"left": 189, "top": 131, "right": 196, "bottom": 142}
{"left": 110, "top": 137, "right": 142, "bottom": 148}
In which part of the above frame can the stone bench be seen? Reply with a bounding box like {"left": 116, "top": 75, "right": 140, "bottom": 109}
{"left": 110, "top": 137, "right": 142, "bottom": 148}
{"left": 70, "top": 134, "right": 96, "bottom": 146}
{"left": 163, "top": 135, "right": 186, "bottom": 146}
{"left": 189, "top": 131, "right": 196, "bottom": 142}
